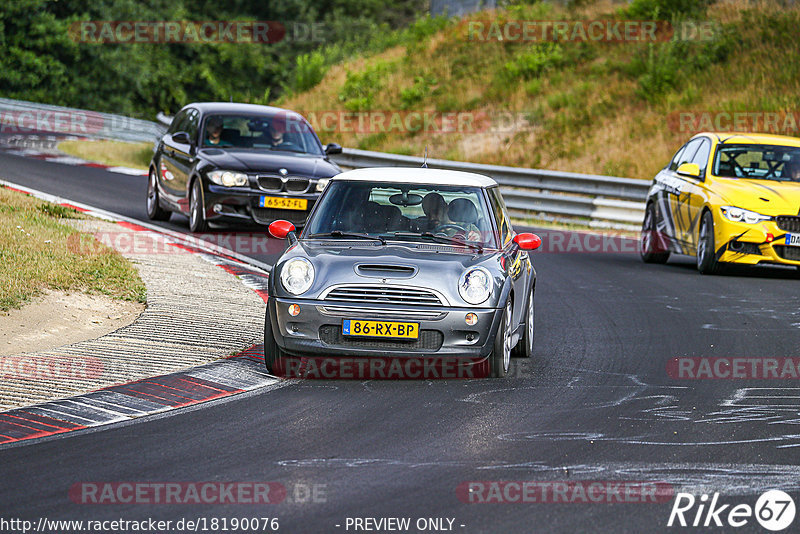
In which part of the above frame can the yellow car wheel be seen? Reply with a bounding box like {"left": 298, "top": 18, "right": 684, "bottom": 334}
{"left": 640, "top": 203, "right": 670, "bottom": 264}
{"left": 697, "top": 211, "right": 720, "bottom": 275}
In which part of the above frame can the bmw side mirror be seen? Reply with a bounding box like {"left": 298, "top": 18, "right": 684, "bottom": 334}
{"left": 676, "top": 162, "right": 701, "bottom": 178}
{"left": 513, "top": 233, "right": 541, "bottom": 251}
{"left": 172, "top": 131, "right": 191, "bottom": 145}
{"left": 324, "top": 143, "right": 342, "bottom": 155}
{"left": 269, "top": 220, "right": 297, "bottom": 244}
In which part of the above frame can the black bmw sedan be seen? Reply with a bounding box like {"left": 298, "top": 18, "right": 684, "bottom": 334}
{"left": 146, "top": 102, "right": 342, "bottom": 232}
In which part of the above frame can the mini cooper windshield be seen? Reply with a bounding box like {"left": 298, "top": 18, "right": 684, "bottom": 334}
{"left": 201, "top": 113, "right": 324, "bottom": 155}
{"left": 304, "top": 181, "right": 499, "bottom": 249}
{"left": 713, "top": 144, "right": 800, "bottom": 181}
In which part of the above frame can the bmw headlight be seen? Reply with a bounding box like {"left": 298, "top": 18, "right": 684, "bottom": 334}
{"left": 208, "top": 170, "right": 248, "bottom": 187}
{"left": 280, "top": 258, "right": 315, "bottom": 295}
{"left": 315, "top": 178, "right": 330, "bottom": 192}
{"left": 721, "top": 206, "right": 772, "bottom": 224}
{"left": 458, "top": 267, "right": 493, "bottom": 305}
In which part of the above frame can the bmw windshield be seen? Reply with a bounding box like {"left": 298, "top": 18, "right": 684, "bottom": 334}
{"left": 201, "top": 113, "right": 324, "bottom": 155}
{"left": 712, "top": 144, "right": 800, "bottom": 181}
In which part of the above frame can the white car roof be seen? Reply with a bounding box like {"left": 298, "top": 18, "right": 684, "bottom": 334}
{"left": 331, "top": 167, "right": 498, "bottom": 188}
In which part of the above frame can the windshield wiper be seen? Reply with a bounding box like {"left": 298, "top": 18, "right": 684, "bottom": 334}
{"left": 393, "top": 232, "right": 482, "bottom": 252}
{"left": 311, "top": 231, "right": 386, "bottom": 245}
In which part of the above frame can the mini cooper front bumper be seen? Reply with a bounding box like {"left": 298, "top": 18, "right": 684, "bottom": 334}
{"left": 268, "top": 297, "right": 505, "bottom": 360}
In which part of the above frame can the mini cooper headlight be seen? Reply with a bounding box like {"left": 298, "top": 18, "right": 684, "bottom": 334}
{"left": 315, "top": 178, "right": 330, "bottom": 192}
{"left": 208, "top": 170, "right": 248, "bottom": 187}
{"left": 458, "top": 267, "right": 492, "bottom": 305}
{"left": 281, "top": 258, "right": 314, "bottom": 295}
{"left": 721, "top": 206, "right": 772, "bottom": 224}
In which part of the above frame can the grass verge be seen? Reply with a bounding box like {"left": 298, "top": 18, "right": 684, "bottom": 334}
{"left": 0, "top": 186, "right": 147, "bottom": 311}
{"left": 57, "top": 139, "right": 153, "bottom": 170}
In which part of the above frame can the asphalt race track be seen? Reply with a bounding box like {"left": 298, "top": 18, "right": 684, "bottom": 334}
{"left": 2, "top": 150, "right": 800, "bottom": 533}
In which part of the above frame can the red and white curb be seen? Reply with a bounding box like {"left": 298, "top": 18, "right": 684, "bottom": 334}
{"left": 0, "top": 180, "right": 280, "bottom": 446}
{"left": 1, "top": 146, "right": 147, "bottom": 176}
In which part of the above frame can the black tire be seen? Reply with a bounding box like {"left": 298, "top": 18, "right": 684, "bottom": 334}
{"left": 512, "top": 286, "right": 534, "bottom": 358}
{"left": 640, "top": 203, "right": 669, "bottom": 264}
{"left": 146, "top": 169, "right": 171, "bottom": 221}
{"left": 189, "top": 179, "right": 208, "bottom": 233}
{"left": 263, "top": 305, "right": 284, "bottom": 375}
{"left": 697, "top": 210, "right": 720, "bottom": 275}
{"left": 490, "top": 299, "right": 513, "bottom": 378}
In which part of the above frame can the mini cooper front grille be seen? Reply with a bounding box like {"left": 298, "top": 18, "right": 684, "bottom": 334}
{"left": 774, "top": 245, "right": 800, "bottom": 261}
{"left": 323, "top": 285, "right": 443, "bottom": 306}
{"left": 776, "top": 216, "right": 800, "bottom": 233}
{"left": 319, "top": 326, "right": 444, "bottom": 351}
{"left": 317, "top": 306, "right": 445, "bottom": 321}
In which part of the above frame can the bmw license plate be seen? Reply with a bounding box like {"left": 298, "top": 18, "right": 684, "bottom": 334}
{"left": 342, "top": 319, "right": 419, "bottom": 339}
{"left": 785, "top": 234, "right": 800, "bottom": 246}
{"left": 259, "top": 196, "right": 307, "bottom": 210}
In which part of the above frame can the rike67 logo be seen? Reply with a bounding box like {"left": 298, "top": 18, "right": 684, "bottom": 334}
{"left": 668, "top": 490, "right": 796, "bottom": 531}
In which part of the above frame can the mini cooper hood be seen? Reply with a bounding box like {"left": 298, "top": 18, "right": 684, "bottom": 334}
{"left": 711, "top": 177, "right": 800, "bottom": 215}
{"left": 199, "top": 149, "right": 339, "bottom": 176}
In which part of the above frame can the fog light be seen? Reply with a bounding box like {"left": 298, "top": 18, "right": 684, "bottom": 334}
{"left": 288, "top": 304, "right": 301, "bottom": 316}
{"left": 213, "top": 203, "right": 222, "bottom": 213}
{"left": 465, "top": 313, "right": 478, "bottom": 326}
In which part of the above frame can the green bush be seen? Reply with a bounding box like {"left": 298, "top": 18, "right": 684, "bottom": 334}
{"left": 503, "top": 43, "right": 565, "bottom": 81}
{"left": 338, "top": 61, "right": 395, "bottom": 111}
{"left": 291, "top": 52, "right": 329, "bottom": 93}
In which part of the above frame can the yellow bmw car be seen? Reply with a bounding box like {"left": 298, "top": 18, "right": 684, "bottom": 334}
{"left": 640, "top": 132, "right": 800, "bottom": 273}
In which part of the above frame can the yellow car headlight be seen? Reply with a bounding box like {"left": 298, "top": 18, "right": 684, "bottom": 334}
{"left": 721, "top": 206, "right": 772, "bottom": 224}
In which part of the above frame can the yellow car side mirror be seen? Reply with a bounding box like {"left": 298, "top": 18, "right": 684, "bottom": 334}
{"left": 676, "top": 162, "right": 701, "bottom": 178}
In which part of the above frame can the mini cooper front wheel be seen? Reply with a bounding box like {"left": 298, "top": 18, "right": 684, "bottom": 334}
{"left": 263, "top": 307, "right": 285, "bottom": 375}
{"left": 491, "top": 299, "right": 513, "bottom": 378}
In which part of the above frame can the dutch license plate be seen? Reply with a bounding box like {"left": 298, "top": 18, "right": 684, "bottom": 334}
{"left": 259, "top": 196, "right": 307, "bottom": 210}
{"left": 342, "top": 319, "right": 419, "bottom": 339}
{"left": 785, "top": 233, "right": 800, "bottom": 247}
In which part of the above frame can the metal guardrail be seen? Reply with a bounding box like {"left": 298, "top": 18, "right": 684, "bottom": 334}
{"left": 331, "top": 148, "right": 648, "bottom": 229}
{"left": 0, "top": 98, "right": 165, "bottom": 143}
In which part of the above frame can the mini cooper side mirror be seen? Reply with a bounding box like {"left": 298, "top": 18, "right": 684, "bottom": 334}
{"left": 324, "top": 143, "right": 342, "bottom": 155}
{"left": 513, "top": 233, "right": 542, "bottom": 251}
{"left": 676, "top": 162, "right": 701, "bottom": 178}
{"left": 269, "top": 220, "right": 297, "bottom": 243}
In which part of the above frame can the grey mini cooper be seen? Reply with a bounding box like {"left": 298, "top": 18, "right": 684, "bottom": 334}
{"left": 264, "top": 167, "right": 541, "bottom": 378}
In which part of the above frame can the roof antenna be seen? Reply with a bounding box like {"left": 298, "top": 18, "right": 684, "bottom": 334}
{"left": 422, "top": 146, "right": 428, "bottom": 168}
